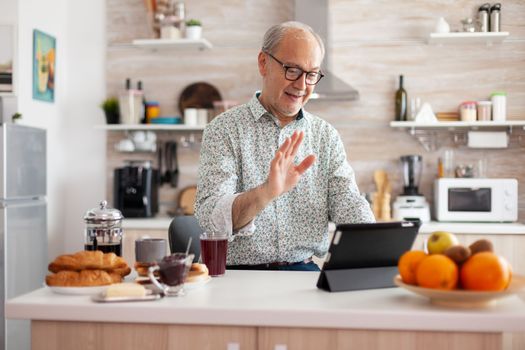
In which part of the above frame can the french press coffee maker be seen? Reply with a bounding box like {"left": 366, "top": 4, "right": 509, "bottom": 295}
{"left": 83, "top": 200, "right": 124, "bottom": 256}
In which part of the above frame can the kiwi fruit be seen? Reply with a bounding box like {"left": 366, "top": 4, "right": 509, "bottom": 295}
{"left": 469, "top": 239, "right": 494, "bottom": 255}
{"left": 444, "top": 245, "right": 471, "bottom": 265}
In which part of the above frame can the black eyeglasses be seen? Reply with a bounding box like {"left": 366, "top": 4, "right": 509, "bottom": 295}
{"left": 265, "top": 52, "right": 324, "bottom": 85}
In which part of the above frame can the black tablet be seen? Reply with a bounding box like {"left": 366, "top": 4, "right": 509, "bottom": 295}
{"left": 317, "top": 221, "right": 420, "bottom": 292}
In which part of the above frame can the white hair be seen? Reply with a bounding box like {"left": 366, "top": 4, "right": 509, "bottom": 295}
{"left": 261, "top": 21, "right": 325, "bottom": 59}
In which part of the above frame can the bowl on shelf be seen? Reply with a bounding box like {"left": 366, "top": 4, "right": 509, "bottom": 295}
{"left": 394, "top": 274, "right": 525, "bottom": 308}
{"left": 149, "top": 117, "right": 182, "bottom": 124}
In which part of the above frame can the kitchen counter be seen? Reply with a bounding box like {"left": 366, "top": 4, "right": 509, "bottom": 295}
{"left": 7, "top": 270, "right": 525, "bottom": 331}
{"left": 6, "top": 270, "right": 525, "bottom": 331}
{"left": 122, "top": 217, "right": 173, "bottom": 230}
{"left": 419, "top": 221, "right": 525, "bottom": 235}
{"left": 123, "top": 217, "right": 525, "bottom": 235}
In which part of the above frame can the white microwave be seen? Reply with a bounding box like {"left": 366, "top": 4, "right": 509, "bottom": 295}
{"left": 434, "top": 178, "right": 518, "bottom": 222}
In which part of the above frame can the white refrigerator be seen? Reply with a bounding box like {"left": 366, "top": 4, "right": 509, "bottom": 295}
{"left": 0, "top": 124, "right": 47, "bottom": 350}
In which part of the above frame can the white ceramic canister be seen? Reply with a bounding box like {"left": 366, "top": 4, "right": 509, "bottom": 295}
{"left": 491, "top": 92, "right": 506, "bottom": 121}
{"left": 184, "top": 108, "right": 198, "bottom": 126}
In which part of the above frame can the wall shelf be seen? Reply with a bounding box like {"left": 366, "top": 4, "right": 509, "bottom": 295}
{"left": 390, "top": 121, "right": 525, "bottom": 151}
{"left": 95, "top": 124, "right": 206, "bottom": 131}
{"left": 427, "top": 32, "right": 509, "bottom": 45}
{"left": 390, "top": 121, "right": 525, "bottom": 129}
{"left": 131, "top": 38, "right": 212, "bottom": 51}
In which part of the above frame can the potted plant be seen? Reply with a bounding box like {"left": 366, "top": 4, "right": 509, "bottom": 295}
{"left": 185, "top": 19, "right": 202, "bottom": 40}
{"left": 11, "top": 112, "right": 22, "bottom": 124}
{"left": 101, "top": 97, "right": 120, "bottom": 124}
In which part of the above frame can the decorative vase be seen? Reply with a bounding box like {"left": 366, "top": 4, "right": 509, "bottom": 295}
{"left": 185, "top": 26, "right": 202, "bottom": 40}
{"left": 434, "top": 17, "right": 450, "bottom": 33}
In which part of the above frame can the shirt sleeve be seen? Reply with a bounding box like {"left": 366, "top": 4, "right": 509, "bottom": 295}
{"left": 327, "top": 130, "right": 376, "bottom": 224}
{"left": 210, "top": 193, "right": 256, "bottom": 240}
{"left": 194, "top": 123, "right": 256, "bottom": 240}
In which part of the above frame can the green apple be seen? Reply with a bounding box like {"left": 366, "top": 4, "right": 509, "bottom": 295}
{"left": 426, "top": 231, "right": 459, "bottom": 255}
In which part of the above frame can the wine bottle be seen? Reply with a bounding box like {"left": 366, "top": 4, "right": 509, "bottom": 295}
{"left": 395, "top": 75, "right": 407, "bottom": 121}
{"left": 137, "top": 81, "right": 147, "bottom": 124}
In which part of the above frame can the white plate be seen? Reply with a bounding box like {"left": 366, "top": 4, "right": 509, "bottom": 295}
{"left": 45, "top": 284, "right": 110, "bottom": 296}
{"left": 91, "top": 289, "right": 163, "bottom": 303}
{"left": 184, "top": 276, "right": 211, "bottom": 290}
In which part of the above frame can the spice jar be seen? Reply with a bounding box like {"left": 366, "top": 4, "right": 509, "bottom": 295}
{"left": 459, "top": 101, "right": 477, "bottom": 122}
{"left": 491, "top": 92, "right": 506, "bottom": 121}
{"left": 83, "top": 200, "right": 124, "bottom": 256}
{"left": 146, "top": 101, "right": 160, "bottom": 121}
{"left": 476, "top": 101, "right": 492, "bottom": 121}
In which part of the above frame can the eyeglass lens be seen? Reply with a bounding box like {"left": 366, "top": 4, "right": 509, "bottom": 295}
{"left": 285, "top": 68, "right": 321, "bottom": 85}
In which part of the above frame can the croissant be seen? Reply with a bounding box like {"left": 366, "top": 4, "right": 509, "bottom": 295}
{"left": 46, "top": 270, "right": 114, "bottom": 287}
{"left": 48, "top": 251, "right": 129, "bottom": 275}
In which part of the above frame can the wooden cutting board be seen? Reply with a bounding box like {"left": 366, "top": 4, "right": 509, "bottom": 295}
{"left": 178, "top": 185, "right": 197, "bottom": 215}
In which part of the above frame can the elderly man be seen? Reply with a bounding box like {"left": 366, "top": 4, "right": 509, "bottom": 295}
{"left": 195, "top": 21, "right": 375, "bottom": 271}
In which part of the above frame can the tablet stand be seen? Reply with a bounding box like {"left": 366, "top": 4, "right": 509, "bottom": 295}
{"left": 317, "top": 266, "right": 399, "bottom": 292}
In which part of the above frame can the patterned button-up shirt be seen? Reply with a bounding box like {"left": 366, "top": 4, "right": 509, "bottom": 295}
{"left": 195, "top": 93, "right": 375, "bottom": 265}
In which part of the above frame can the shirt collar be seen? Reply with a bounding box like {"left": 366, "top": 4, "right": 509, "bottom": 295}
{"left": 248, "top": 92, "right": 305, "bottom": 122}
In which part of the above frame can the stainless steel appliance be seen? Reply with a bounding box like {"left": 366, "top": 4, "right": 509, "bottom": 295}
{"left": 0, "top": 124, "right": 47, "bottom": 350}
{"left": 434, "top": 178, "right": 517, "bottom": 222}
{"left": 114, "top": 160, "right": 159, "bottom": 218}
{"left": 393, "top": 155, "right": 431, "bottom": 222}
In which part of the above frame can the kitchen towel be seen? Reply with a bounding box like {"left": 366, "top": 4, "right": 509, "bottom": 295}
{"left": 467, "top": 131, "right": 508, "bottom": 148}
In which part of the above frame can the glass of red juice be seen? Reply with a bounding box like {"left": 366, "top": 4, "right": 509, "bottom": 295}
{"left": 200, "top": 232, "right": 228, "bottom": 277}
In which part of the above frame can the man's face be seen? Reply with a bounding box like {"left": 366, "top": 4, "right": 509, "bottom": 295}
{"left": 258, "top": 30, "right": 323, "bottom": 121}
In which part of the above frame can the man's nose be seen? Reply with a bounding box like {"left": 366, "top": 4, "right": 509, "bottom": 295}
{"left": 292, "top": 72, "right": 307, "bottom": 90}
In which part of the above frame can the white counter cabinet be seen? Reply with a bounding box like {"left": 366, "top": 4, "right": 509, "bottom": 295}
{"left": 6, "top": 271, "right": 525, "bottom": 350}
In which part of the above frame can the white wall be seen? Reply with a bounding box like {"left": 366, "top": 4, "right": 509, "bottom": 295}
{"left": 61, "top": 0, "right": 106, "bottom": 253}
{"left": 14, "top": 0, "right": 106, "bottom": 259}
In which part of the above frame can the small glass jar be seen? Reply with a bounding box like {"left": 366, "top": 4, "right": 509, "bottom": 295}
{"left": 476, "top": 101, "right": 492, "bottom": 121}
{"left": 461, "top": 18, "right": 476, "bottom": 32}
{"left": 459, "top": 101, "right": 477, "bottom": 122}
{"left": 146, "top": 101, "right": 160, "bottom": 121}
{"left": 83, "top": 200, "right": 124, "bottom": 256}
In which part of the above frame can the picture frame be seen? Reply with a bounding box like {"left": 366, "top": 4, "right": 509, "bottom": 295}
{"left": 32, "top": 29, "right": 56, "bottom": 103}
{"left": 0, "top": 25, "right": 15, "bottom": 95}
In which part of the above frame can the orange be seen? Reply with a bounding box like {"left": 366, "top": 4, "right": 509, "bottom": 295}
{"left": 416, "top": 254, "right": 458, "bottom": 290}
{"left": 398, "top": 250, "right": 427, "bottom": 285}
{"left": 460, "top": 252, "right": 511, "bottom": 291}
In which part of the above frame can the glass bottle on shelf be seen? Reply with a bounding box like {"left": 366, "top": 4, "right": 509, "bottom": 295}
{"left": 395, "top": 75, "right": 407, "bottom": 121}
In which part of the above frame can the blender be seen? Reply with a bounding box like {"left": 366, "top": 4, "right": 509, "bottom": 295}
{"left": 393, "top": 155, "right": 431, "bottom": 222}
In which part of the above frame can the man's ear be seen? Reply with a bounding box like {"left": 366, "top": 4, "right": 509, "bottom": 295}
{"left": 258, "top": 51, "right": 267, "bottom": 76}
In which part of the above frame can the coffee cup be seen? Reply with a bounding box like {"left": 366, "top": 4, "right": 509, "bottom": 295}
{"left": 200, "top": 232, "right": 228, "bottom": 277}
{"left": 148, "top": 253, "right": 193, "bottom": 296}
{"left": 135, "top": 238, "right": 167, "bottom": 262}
